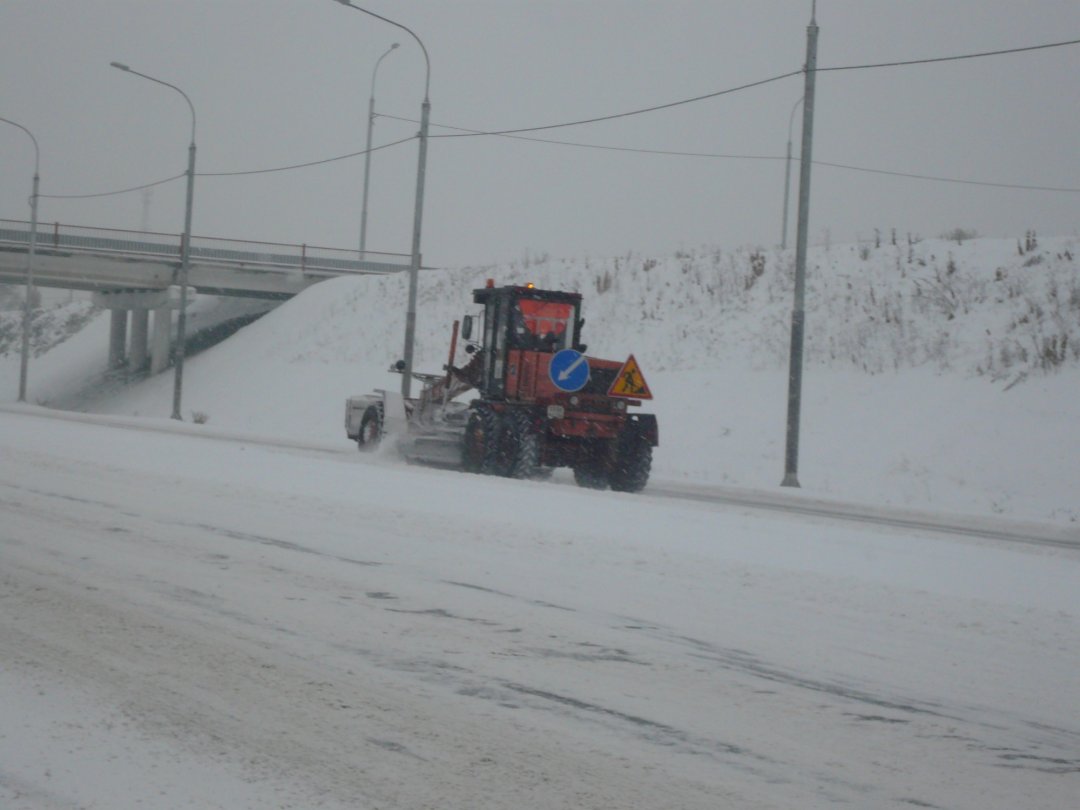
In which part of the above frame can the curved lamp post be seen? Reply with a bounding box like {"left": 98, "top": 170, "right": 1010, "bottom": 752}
{"left": 111, "top": 62, "right": 196, "bottom": 421}
{"left": 0, "top": 116, "right": 40, "bottom": 403}
{"left": 334, "top": 0, "right": 431, "bottom": 399}
{"left": 360, "top": 42, "right": 400, "bottom": 259}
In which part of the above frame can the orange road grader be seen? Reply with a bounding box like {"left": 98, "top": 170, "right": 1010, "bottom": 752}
{"left": 345, "top": 281, "right": 657, "bottom": 491}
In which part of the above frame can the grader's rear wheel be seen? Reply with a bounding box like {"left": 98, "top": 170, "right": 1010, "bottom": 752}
{"left": 573, "top": 442, "right": 611, "bottom": 490}
{"left": 465, "top": 406, "right": 543, "bottom": 479}
{"left": 506, "top": 410, "right": 541, "bottom": 480}
{"left": 610, "top": 429, "right": 652, "bottom": 492}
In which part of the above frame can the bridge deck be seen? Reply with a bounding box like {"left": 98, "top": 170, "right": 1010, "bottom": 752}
{"left": 0, "top": 220, "right": 413, "bottom": 298}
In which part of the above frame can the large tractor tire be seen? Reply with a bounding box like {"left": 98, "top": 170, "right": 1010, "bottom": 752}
{"left": 573, "top": 464, "right": 609, "bottom": 490}
{"left": 464, "top": 405, "right": 512, "bottom": 475}
{"left": 356, "top": 403, "right": 384, "bottom": 451}
{"left": 610, "top": 428, "right": 652, "bottom": 492}
{"left": 463, "top": 413, "right": 483, "bottom": 472}
{"left": 573, "top": 442, "right": 611, "bottom": 490}
{"left": 506, "top": 409, "right": 541, "bottom": 480}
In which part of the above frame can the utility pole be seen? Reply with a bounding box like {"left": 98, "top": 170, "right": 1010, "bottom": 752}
{"left": 781, "top": 1, "right": 819, "bottom": 488}
{"left": 781, "top": 96, "right": 803, "bottom": 251}
{"left": 360, "top": 43, "right": 399, "bottom": 259}
{"left": 1, "top": 116, "right": 40, "bottom": 403}
{"left": 333, "top": 1, "right": 431, "bottom": 401}
{"left": 110, "top": 61, "right": 198, "bottom": 421}
{"left": 401, "top": 95, "right": 429, "bottom": 400}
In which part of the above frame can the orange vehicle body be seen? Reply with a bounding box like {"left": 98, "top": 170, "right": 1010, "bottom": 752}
{"left": 458, "top": 283, "right": 658, "bottom": 488}
{"left": 348, "top": 282, "right": 657, "bottom": 492}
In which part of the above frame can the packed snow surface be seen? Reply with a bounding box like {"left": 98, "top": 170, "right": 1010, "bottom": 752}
{"left": 2, "top": 409, "right": 1078, "bottom": 809}
{"left": 1, "top": 237, "right": 1078, "bottom": 808}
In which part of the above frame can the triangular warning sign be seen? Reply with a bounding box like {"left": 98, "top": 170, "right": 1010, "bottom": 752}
{"left": 608, "top": 355, "right": 652, "bottom": 399}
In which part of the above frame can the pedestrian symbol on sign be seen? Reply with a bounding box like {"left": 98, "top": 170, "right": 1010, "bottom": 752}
{"left": 608, "top": 355, "right": 652, "bottom": 399}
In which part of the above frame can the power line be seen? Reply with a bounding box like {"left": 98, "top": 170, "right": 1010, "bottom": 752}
{"left": 813, "top": 160, "right": 1080, "bottom": 193}
{"left": 34, "top": 35, "right": 1080, "bottom": 200}
{"left": 38, "top": 136, "right": 416, "bottom": 199}
{"left": 428, "top": 70, "right": 804, "bottom": 139}
{"left": 428, "top": 36, "right": 1080, "bottom": 140}
{"left": 384, "top": 113, "right": 1080, "bottom": 193}
{"left": 819, "top": 36, "right": 1080, "bottom": 72}
{"left": 380, "top": 112, "right": 785, "bottom": 162}
{"left": 200, "top": 135, "right": 415, "bottom": 177}
{"left": 41, "top": 172, "right": 185, "bottom": 200}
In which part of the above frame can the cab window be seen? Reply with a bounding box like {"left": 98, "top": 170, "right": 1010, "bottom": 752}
{"left": 510, "top": 299, "right": 574, "bottom": 352}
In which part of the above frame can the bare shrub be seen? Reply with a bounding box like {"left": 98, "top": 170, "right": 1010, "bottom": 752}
{"left": 941, "top": 227, "right": 978, "bottom": 244}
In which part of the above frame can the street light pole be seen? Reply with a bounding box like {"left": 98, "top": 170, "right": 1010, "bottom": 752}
{"left": 781, "top": 96, "right": 803, "bottom": 251}
{"left": 360, "top": 42, "right": 400, "bottom": 259}
{"left": 111, "top": 62, "right": 197, "bottom": 421}
{"left": 781, "top": 2, "right": 819, "bottom": 488}
{"left": 334, "top": 0, "right": 431, "bottom": 400}
{"left": 0, "top": 116, "right": 40, "bottom": 403}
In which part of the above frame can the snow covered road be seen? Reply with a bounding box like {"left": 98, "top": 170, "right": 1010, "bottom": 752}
{"left": 2, "top": 410, "right": 1078, "bottom": 809}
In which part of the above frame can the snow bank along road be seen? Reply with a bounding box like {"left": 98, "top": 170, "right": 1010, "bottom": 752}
{"left": 1, "top": 410, "right": 1078, "bottom": 809}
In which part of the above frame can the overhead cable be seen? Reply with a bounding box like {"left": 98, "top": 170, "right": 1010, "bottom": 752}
{"left": 199, "top": 135, "right": 415, "bottom": 177}
{"left": 379, "top": 112, "right": 784, "bottom": 162}
{"left": 35, "top": 35, "right": 1080, "bottom": 199}
{"left": 41, "top": 172, "right": 185, "bottom": 200}
{"left": 38, "top": 137, "right": 416, "bottom": 199}
{"left": 813, "top": 159, "right": 1080, "bottom": 193}
{"left": 428, "top": 36, "right": 1080, "bottom": 140}
{"left": 384, "top": 113, "right": 1080, "bottom": 193}
{"left": 819, "top": 36, "right": 1080, "bottom": 72}
{"left": 427, "top": 70, "right": 804, "bottom": 139}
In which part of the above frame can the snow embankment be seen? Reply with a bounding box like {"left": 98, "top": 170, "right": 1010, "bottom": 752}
{"left": 2, "top": 236, "right": 1078, "bottom": 523}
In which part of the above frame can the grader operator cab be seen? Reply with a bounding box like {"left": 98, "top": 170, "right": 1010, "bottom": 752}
{"left": 345, "top": 282, "right": 657, "bottom": 492}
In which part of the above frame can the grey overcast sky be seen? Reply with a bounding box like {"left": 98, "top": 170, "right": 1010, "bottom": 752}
{"left": 2, "top": 1, "right": 1078, "bottom": 267}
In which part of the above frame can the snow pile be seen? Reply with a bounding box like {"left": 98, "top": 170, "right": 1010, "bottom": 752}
{"left": 2, "top": 236, "right": 1078, "bottom": 524}
{"left": 457, "top": 235, "right": 1080, "bottom": 377}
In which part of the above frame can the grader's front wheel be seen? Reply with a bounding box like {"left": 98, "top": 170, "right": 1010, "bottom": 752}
{"left": 463, "top": 405, "right": 509, "bottom": 475}
{"left": 357, "top": 404, "right": 384, "bottom": 451}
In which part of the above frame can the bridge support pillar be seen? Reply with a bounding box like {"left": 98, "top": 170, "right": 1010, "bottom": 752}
{"left": 129, "top": 309, "right": 150, "bottom": 372}
{"left": 94, "top": 289, "right": 177, "bottom": 376}
{"left": 151, "top": 305, "right": 172, "bottom": 375}
{"left": 108, "top": 310, "right": 128, "bottom": 369}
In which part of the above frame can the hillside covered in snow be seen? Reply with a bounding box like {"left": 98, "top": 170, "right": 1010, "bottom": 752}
{"left": 2, "top": 234, "right": 1078, "bottom": 524}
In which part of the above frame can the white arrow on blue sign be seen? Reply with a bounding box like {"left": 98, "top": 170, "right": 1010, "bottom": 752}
{"left": 548, "top": 349, "right": 590, "bottom": 392}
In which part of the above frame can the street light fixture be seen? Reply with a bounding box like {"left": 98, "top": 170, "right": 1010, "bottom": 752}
{"left": 111, "top": 61, "right": 197, "bottom": 421}
{"left": 0, "top": 116, "right": 40, "bottom": 403}
{"left": 333, "top": 0, "right": 431, "bottom": 400}
{"left": 360, "top": 42, "right": 400, "bottom": 259}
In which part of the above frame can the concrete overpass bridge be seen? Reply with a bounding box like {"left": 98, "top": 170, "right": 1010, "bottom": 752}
{"left": 0, "top": 219, "right": 410, "bottom": 374}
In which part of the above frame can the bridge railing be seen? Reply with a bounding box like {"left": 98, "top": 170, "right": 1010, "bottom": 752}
{"left": 0, "top": 219, "right": 413, "bottom": 276}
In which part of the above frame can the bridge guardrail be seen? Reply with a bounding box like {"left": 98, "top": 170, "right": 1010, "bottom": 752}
{"left": 0, "top": 219, "right": 412, "bottom": 276}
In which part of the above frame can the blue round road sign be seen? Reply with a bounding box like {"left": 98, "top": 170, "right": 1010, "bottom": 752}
{"left": 549, "top": 349, "right": 590, "bottom": 392}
